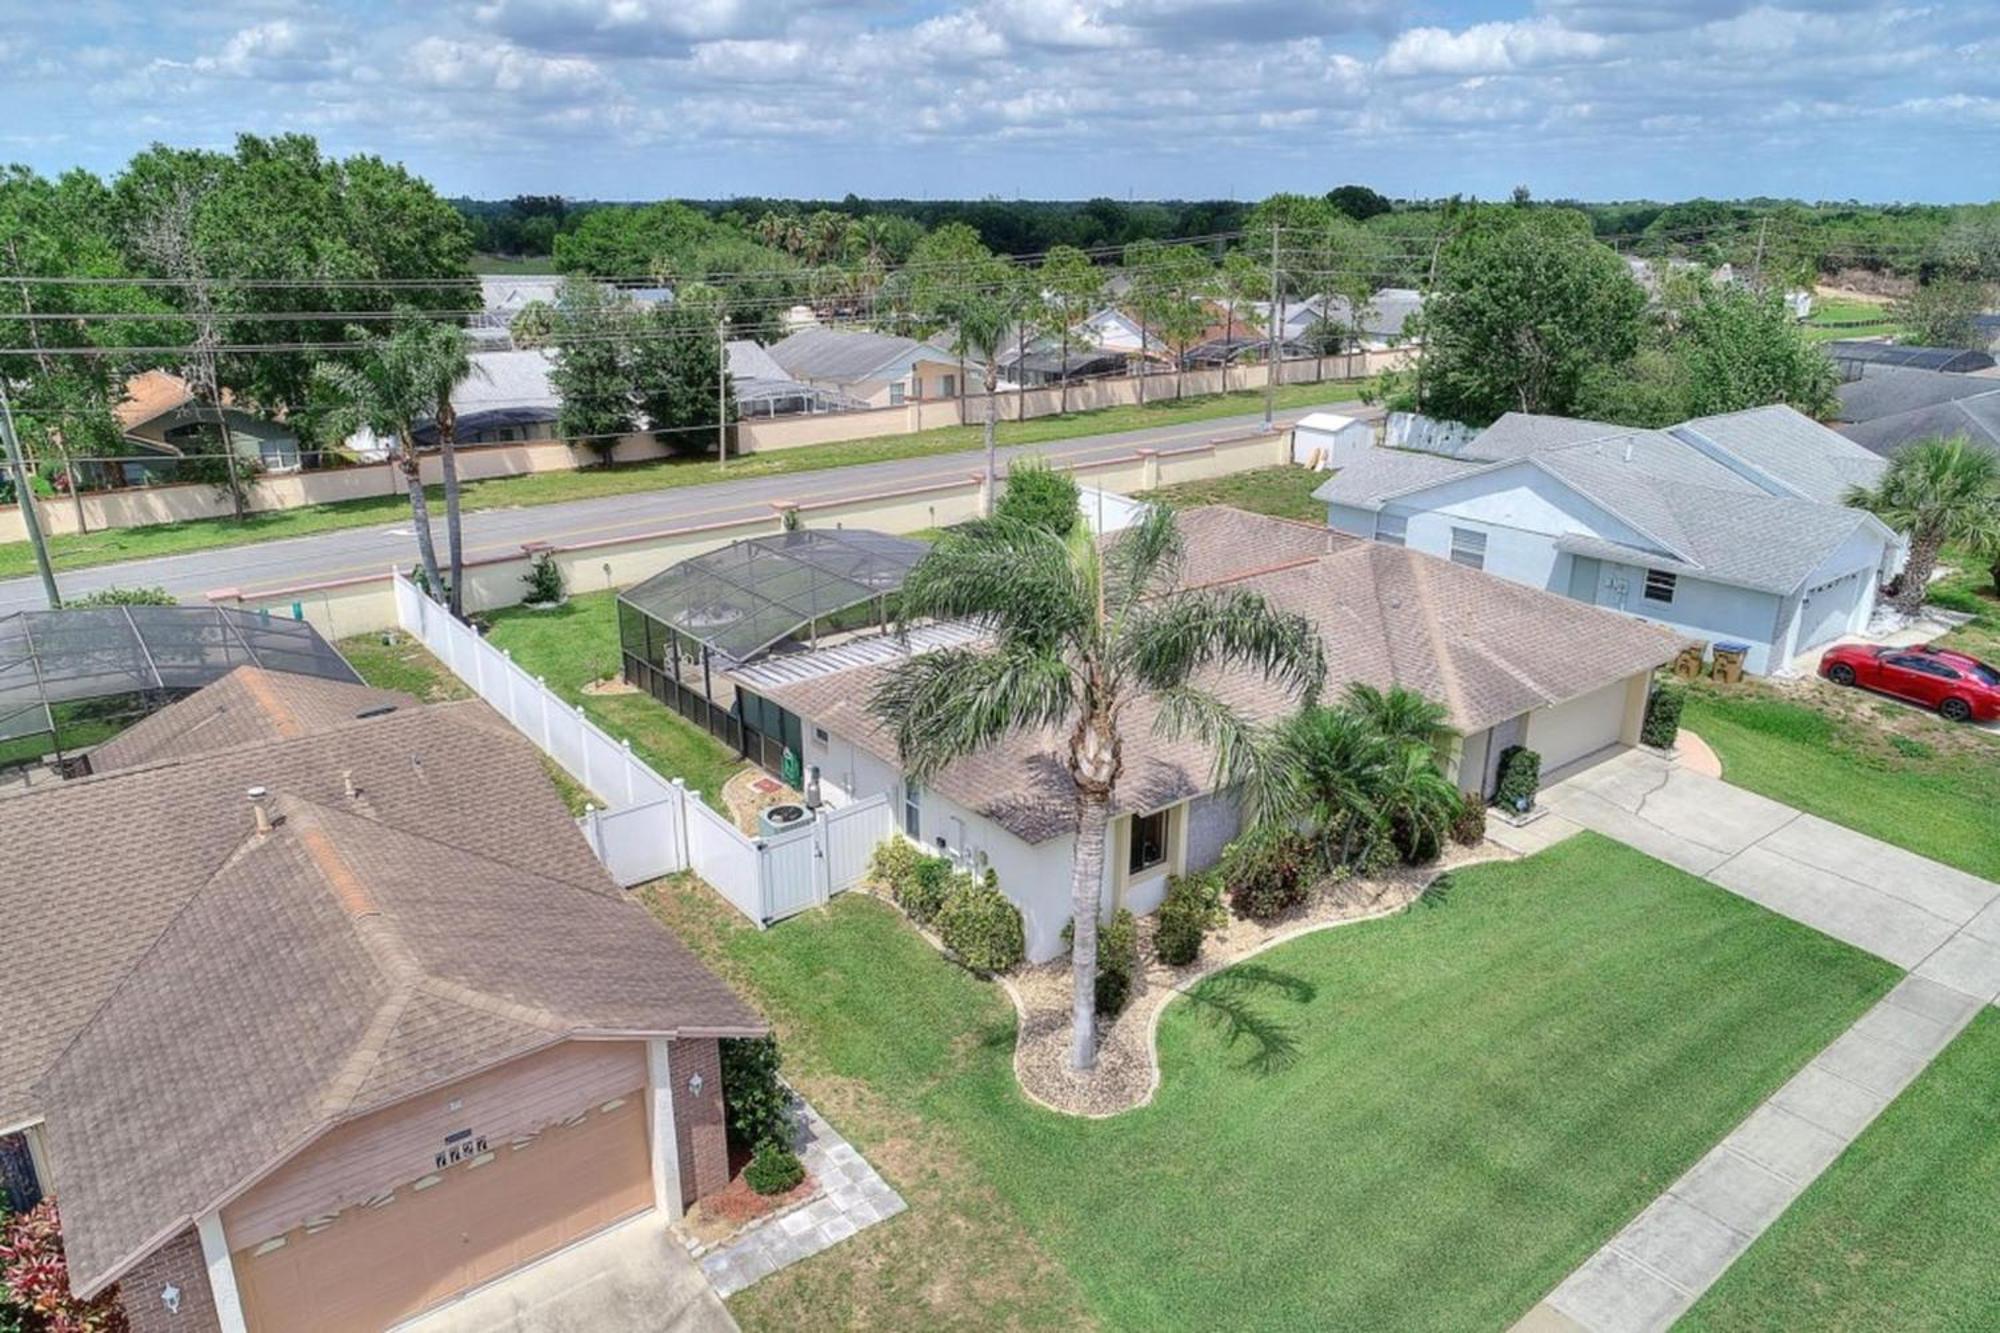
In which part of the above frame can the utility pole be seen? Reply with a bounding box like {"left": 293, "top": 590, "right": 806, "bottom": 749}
{"left": 1262, "top": 221, "right": 1279, "bottom": 432}
{"left": 1751, "top": 217, "right": 1768, "bottom": 288}
{"left": 716, "top": 318, "right": 728, "bottom": 470}
{"left": 0, "top": 382, "right": 60, "bottom": 608}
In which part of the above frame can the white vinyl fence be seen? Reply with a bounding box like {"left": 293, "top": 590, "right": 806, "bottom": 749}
{"left": 1384, "top": 411, "right": 1481, "bottom": 457}
{"left": 393, "top": 571, "right": 892, "bottom": 926}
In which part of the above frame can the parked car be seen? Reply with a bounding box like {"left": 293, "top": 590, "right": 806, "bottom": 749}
{"left": 1819, "top": 643, "right": 2000, "bottom": 723}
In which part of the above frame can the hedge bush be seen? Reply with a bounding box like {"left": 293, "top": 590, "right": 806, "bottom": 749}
{"left": 1494, "top": 745, "right": 1541, "bottom": 813}
{"left": 1641, "top": 683, "right": 1686, "bottom": 749}
{"left": 719, "top": 1034, "right": 791, "bottom": 1153}
{"left": 1220, "top": 828, "right": 1314, "bottom": 920}
{"left": 935, "top": 871, "right": 1026, "bottom": 974}
{"left": 868, "top": 838, "right": 922, "bottom": 895}
{"left": 744, "top": 1141, "right": 806, "bottom": 1196}
{"left": 521, "top": 549, "right": 565, "bottom": 604}
{"left": 1154, "top": 870, "right": 1224, "bottom": 966}
{"left": 901, "top": 853, "right": 960, "bottom": 926}
{"left": 996, "top": 456, "right": 1080, "bottom": 536}
{"left": 1448, "top": 792, "right": 1487, "bottom": 846}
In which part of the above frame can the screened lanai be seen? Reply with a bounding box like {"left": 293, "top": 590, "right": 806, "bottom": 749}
{"left": 0, "top": 605, "right": 362, "bottom": 768}
{"left": 618, "top": 528, "right": 928, "bottom": 774}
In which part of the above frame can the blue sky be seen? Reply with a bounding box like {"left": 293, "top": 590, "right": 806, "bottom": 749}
{"left": 5, "top": 0, "right": 1998, "bottom": 202}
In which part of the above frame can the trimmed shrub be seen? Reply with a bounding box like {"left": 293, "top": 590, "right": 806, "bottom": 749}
{"left": 1154, "top": 870, "right": 1224, "bottom": 966}
{"left": 900, "top": 853, "right": 959, "bottom": 926}
{"left": 522, "top": 549, "right": 565, "bottom": 604}
{"left": 867, "top": 837, "right": 922, "bottom": 895}
{"left": 996, "top": 456, "right": 1080, "bottom": 536}
{"left": 1061, "top": 908, "right": 1140, "bottom": 1016}
{"left": 1220, "top": 828, "right": 1314, "bottom": 920}
{"left": 935, "top": 871, "right": 1025, "bottom": 974}
{"left": 0, "top": 1200, "right": 128, "bottom": 1333}
{"left": 1641, "top": 683, "right": 1686, "bottom": 749}
{"left": 1494, "top": 745, "right": 1541, "bottom": 813}
{"left": 1448, "top": 792, "right": 1487, "bottom": 847}
{"left": 744, "top": 1141, "right": 806, "bottom": 1196}
{"left": 719, "top": 1035, "right": 791, "bottom": 1153}
{"left": 70, "top": 586, "right": 176, "bottom": 608}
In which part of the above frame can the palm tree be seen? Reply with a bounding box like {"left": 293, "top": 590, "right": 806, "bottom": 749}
{"left": 1371, "top": 742, "right": 1463, "bottom": 864}
{"left": 1844, "top": 437, "right": 2000, "bottom": 615}
{"left": 1269, "top": 705, "right": 1387, "bottom": 869}
{"left": 1342, "top": 683, "right": 1454, "bottom": 755}
{"left": 428, "top": 333, "right": 483, "bottom": 618}
{"left": 313, "top": 310, "right": 471, "bottom": 604}
{"left": 870, "top": 506, "right": 1325, "bottom": 1070}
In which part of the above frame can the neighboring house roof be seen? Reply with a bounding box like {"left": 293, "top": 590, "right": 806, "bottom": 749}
{"left": 1835, "top": 366, "right": 2000, "bottom": 423}
{"left": 1315, "top": 404, "right": 1896, "bottom": 596}
{"left": 4, "top": 682, "right": 762, "bottom": 1299}
{"left": 1839, "top": 395, "right": 2000, "bottom": 459}
{"left": 727, "top": 340, "right": 868, "bottom": 412}
{"left": 459, "top": 348, "right": 559, "bottom": 416}
{"left": 752, "top": 508, "right": 1679, "bottom": 844}
{"left": 112, "top": 369, "right": 198, "bottom": 433}
{"left": 1671, "top": 404, "right": 1888, "bottom": 504}
{"left": 766, "top": 328, "right": 955, "bottom": 385}
{"left": 88, "top": 667, "right": 412, "bottom": 772}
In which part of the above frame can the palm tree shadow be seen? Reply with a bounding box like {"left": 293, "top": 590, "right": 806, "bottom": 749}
{"left": 1182, "top": 964, "right": 1316, "bottom": 1076}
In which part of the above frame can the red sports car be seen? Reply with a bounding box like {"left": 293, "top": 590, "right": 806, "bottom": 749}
{"left": 1819, "top": 643, "right": 2000, "bottom": 723}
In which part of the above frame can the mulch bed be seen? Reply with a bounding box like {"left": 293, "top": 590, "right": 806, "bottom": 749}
{"left": 679, "top": 1142, "right": 818, "bottom": 1249}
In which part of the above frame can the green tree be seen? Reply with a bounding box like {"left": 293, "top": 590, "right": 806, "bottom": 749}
{"left": 553, "top": 201, "right": 714, "bottom": 279}
{"left": 1215, "top": 250, "right": 1269, "bottom": 388}
{"left": 312, "top": 312, "right": 474, "bottom": 602}
{"left": 1415, "top": 206, "right": 1646, "bottom": 425}
{"left": 1265, "top": 685, "right": 1459, "bottom": 870}
{"left": 910, "top": 223, "right": 1017, "bottom": 512}
{"left": 1894, "top": 278, "right": 1992, "bottom": 350}
{"left": 1844, "top": 438, "right": 2000, "bottom": 615}
{"left": 1034, "top": 244, "right": 1104, "bottom": 415}
{"left": 1327, "top": 185, "right": 1393, "bottom": 222}
{"left": 547, "top": 278, "right": 638, "bottom": 456}
{"left": 1144, "top": 243, "right": 1214, "bottom": 401}
{"left": 870, "top": 507, "right": 1324, "bottom": 1068}
{"left": 994, "top": 456, "right": 1079, "bottom": 536}
{"left": 632, "top": 286, "right": 734, "bottom": 457}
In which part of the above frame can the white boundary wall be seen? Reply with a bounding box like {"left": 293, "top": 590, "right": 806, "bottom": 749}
{"left": 393, "top": 569, "right": 891, "bottom": 925}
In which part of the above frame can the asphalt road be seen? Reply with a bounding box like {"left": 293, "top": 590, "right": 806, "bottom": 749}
{"left": 0, "top": 399, "right": 1375, "bottom": 616}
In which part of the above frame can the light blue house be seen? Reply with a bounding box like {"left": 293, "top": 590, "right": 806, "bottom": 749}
{"left": 1313, "top": 405, "right": 1905, "bottom": 675}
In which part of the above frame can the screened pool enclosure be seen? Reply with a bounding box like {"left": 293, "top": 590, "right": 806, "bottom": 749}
{"left": 618, "top": 528, "right": 928, "bottom": 776}
{"left": 0, "top": 605, "right": 363, "bottom": 770}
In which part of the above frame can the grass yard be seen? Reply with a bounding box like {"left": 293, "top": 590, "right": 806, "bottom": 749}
{"left": 480, "top": 591, "right": 748, "bottom": 810}
{"left": 0, "top": 381, "right": 1371, "bottom": 581}
{"left": 1149, "top": 463, "right": 1327, "bottom": 523}
{"left": 1680, "top": 1008, "right": 2000, "bottom": 1331}
{"left": 1803, "top": 294, "right": 1901, "bottom": 343}
{"left": 1928, "top": 544, "right": 2000, "bottom": 664}
{"left": 1681, "top": 675, "right": 2000, "bottom": 882}
{"left": 651, "top": 832, "right": 1895, "bottom": 1332}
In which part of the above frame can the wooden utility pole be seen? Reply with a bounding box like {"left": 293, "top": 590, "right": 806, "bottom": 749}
{"left": 0, "top": 383, "right": 60, "bottom": 607}
{"left": 717, "top": 318, "right": 728, "bottom": 470}
{"left": 1262, "top": 221, "right": 1279, "bottom": 432}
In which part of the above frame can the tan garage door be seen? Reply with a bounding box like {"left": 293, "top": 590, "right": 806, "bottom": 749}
{"left": 235, "top": 1091, "right": 652, "bottom": 1332}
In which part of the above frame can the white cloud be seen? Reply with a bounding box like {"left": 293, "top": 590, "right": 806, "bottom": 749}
{"left": 404, "top": 37, "right": 612, "bottom": 98}
{"left": 1379, "top": 18, "right": 1609, "bottom": 76}
{"left": 192, "top": 20, "right": 348, "bottom": 80}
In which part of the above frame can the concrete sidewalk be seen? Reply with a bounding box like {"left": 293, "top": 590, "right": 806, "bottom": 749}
{"left": 1509, "top": 749, "right": 2000, "bottom": 1332}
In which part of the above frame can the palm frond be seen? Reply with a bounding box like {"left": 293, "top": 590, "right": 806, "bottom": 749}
{"left": 898, "top": 516, "right": 1091, "bottom": 650}
{"left": 868, "top": 642, "right": 1076, "bottom": 779}
{"left": 1149, "top": 683, "right": 1285, "bottom": 813}
{"left": 1102, "top": 502, "right": 1184, "bottom": 613}
{"left": 1122, "top": 586, "right": 1326, "bottom": 701}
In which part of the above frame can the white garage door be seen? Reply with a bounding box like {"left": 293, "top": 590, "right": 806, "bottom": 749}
{"left": 1530, "top": 679, "right": 1631, "bottom": 775}
{"left": 1798, "top": 571, "right": 1864, "bottom": 653}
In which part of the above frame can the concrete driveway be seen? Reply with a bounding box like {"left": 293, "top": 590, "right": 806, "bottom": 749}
{"left": 399, "top": 1215, "right": 735, "bottom": 1333}
{"left": 1530, "top": 748, "right": 2000, "bottom": 975}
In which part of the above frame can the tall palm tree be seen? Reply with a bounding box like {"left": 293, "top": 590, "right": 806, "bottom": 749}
{"left": 429, "top": 336, "right": 484, "bottom": 618}
{"left": 313, "top": 310, "right": 470, "bottom": 604}
{"left": 871, "top": 506, "right": 1324, "bottom": 1070}
{"left": 1844, "top": 437, "right": 2000, "bottom": 614}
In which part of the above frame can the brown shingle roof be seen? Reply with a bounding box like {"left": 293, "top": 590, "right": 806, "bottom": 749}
{"left": 112, "top": 370, "right": 197, "bottom": 433}
{"left": 3, "top": 693, "right": 762, "bottom": 1298}
{"left": 89, "top": 666, "right": 415, "bottom": 772}
{"left": 762, "top": 508, "right": 1681, "bottom": 843}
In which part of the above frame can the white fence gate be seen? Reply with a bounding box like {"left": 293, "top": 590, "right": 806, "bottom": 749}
{"left": 392, "top": 572, "right": 891, "bottom": 927}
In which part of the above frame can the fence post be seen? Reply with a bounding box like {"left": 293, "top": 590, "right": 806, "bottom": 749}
{"left": 539, "top": 678, "right": 553, "bottom": 752}
{"left": 671, "top": 778, "right": 691, "bottom": 872}
{"left": 813, "top": 807, "right": 832, "bottom": 906}
{"left": 753, "top": 838, "right": 771, "bottom": 929}
{"left": 621, "top": 738, "right": 637, "bottom": 807}
{"left": 585, "top": 803, "right": 604, "bottom": 864}
{"left": 576, "top": 703, "right": 592, "bottom": 793}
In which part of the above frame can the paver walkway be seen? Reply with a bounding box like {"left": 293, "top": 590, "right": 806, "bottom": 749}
{"left": 1505, "top": 748, "right": 2000, "bottom": 1333}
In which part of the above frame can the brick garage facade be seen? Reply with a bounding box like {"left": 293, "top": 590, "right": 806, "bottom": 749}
{"left": 671, "top": 1037, "right": 730, "bottom": 1208}
{"left": 118, "top": 1226, "right": 219, "bottom": 1333}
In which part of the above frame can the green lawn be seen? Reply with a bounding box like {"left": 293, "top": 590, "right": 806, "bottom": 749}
{"left": 1928, "top": 544, "right": 2000, "bottom": 664}
{"left": 0, "top": 380, "right": 1371, "bottom": 581}
{"left": 481, "top": 591, "right": 747, "bottom": 811}
{"left": 1804, "top": 295, "right": 1902, "bottom": 343}
{"left": 1681, "top": 1008, "right": 2000, "bottom": 1331}
{"left": 653, "top": 832, "right": 1895, "bottom": 1332}
{"left": 1150, "top": 462, "right": 1327, "bottom": 522}
{"left": 1681, "top": 681, "right": 2000, "bottom": 882}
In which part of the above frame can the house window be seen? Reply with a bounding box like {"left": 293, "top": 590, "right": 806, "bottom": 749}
{"left": 888, "top": 382, "right": 906, "bottom": 406}
{"left": 903, "top": 777, "right": 922, "bottom": 840}
{"left": 1128, "top": 808, "right": 1171, "bottom": 876}
{"left": 1643, "top": 569, "right": 1677, "bottom": 604}
{"left": 941, "top": 374, "right": 957, "bottom": 398}
{"left": 1374, "top": 513, "right": 1407, "bottom": 547}
{"left": 1449, "top": 527, "right": 1487, "bottom": 570}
